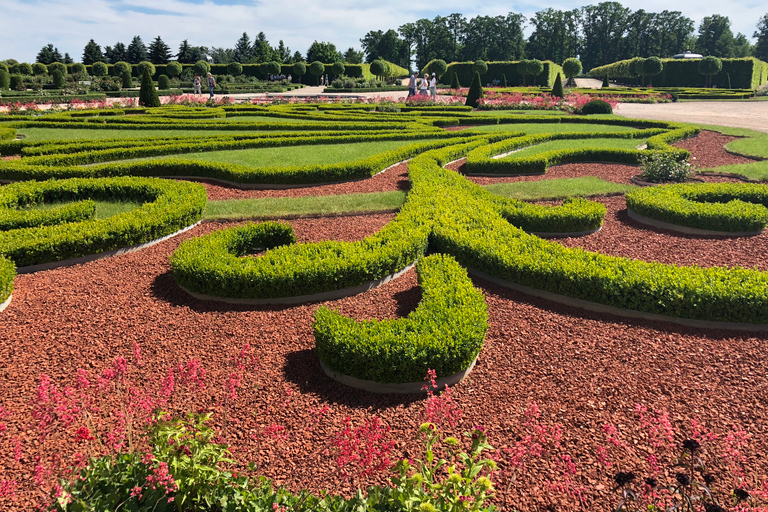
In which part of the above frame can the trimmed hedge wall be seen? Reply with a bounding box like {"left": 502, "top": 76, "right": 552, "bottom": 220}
{"left": 441, "top": 61, "right": 563, "bottom": 88}
{"left": 0, "top": 177, "right": 206, "bottom": 268}
{"left": 589, "top": 57, "right": 768, "bottom": 89}
{"left": 313, "top": 253, "right": 488, "bottom": 383}
{"left": 625, "top": 183, "right": 768, "bottom": 232}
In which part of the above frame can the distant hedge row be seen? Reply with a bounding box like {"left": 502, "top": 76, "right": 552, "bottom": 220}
{"left": 439, "top": 60, "right": 563, "bottom": 88}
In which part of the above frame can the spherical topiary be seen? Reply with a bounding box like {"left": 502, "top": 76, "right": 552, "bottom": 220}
{"left": 166, "top": 61, "right": 182, "bottom": 78}
{"left": 17, "top": 63, "right": 32, "bottom": 75}
{"left": 48, "top": 62, "right": 66, "bottom": 76}
{"left": 113, "top": 61, "right": 131, "bottom": 77}
{"left": 331, "top": 61, "right": 345, "bottom": 77}
{"left": 465, "top": 71, "right": 483, "bottom": 108}
{"left": 226, "top": 61, "right": 243, "bottom": 76}
{"left": 369, "top": 60, "right": 387, "bottom": 79}
{"left": 157, "top": 74, "right": 171, "bottom": 90}
{"left": 91, "top": 62, "right": 108, "bottom": 77}
{"left": 698, "top": 56, "right": 722, "bottom": 88}
{"left": 309, "top": 61, "right": 325, "bottom": 84}
{"left": 292, "top": 61, "right": 306, "bottom": 83}
{"left": 31, "top": 63, "right": 48, "bottom": 76}
{"left": 71, "top": 63, "right": 87, "bottom": 76}
{"left": 551, "top": 73, "right": 564, "bottom": 98}
{"left": 262, "top": 61, "right": 281, "bottom": 76}
{"left": 137, "top": 61, "right": 155, "bottom": 78}
{"left": 562, "top": 58, "right": 582, "bottom": 86}
{"left": 643, "top": 57, "right": 663, "bottom": 80}
{"left": 431, "top": 59, "right": 447, "bottom": 79}
{"left": 51, "top": 70, "right": 65, "bottom": 89}
{"left": 0, "top": 63, "right": 8, "bottom": 74}
{"left": 472, "top": 60, "right": 488, "bottom": 76}
{"left": 580, "top": 99, "right": 613, "bottom": 115}
{"left": 139, "top": 66, "right": 160, "bottom": 107}
{"left": 527, "top": 59, "right": 544, "bottom": 86}
{"left": 0, "top": 70, "right": 9, "bottom": 90}
{"left": 193, "top": 60, "right": 210, "bottom": 77}
{"left": 10, "top": 74, "right": 23, "bottom": 90}
{"left": 121, "top": 70, "right": 133, "bottom": 88}
{"left": 450, "top": 72, "right": 461, "bottom": 89}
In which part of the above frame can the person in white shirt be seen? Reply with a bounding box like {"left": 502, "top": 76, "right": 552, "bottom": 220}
{"left": 429, "top": 73, "right": 437, "bottom": 99}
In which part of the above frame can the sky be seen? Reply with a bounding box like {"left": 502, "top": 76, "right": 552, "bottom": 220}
{"left": 0, "top": 0, "right": 764, "bottom": 63}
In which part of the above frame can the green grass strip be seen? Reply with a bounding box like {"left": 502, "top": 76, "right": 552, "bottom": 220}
{"left": 484, "top": 177, "right": 636, "bottom": 200}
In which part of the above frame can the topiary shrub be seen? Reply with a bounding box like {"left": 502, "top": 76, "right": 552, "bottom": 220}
{"left": 698, "top": 56, "right": 722, "bottom": 88}
{"left": 450, "top": 72, "right": 461, "bottom": 89}
{"left": 51, "top": 70, "right": 65, "bottom": 89}
{"left": 465, "top": 71, "right": 483, "bottom": 108}
{"left": 17, "top": 63, "right": 32, "bottom": 75}
{"left": 642, "top": 56, "right": 663, "bottom": 87}
{"left": 137, "top": 61, "right": 155, "bottom": 78}
{"left": 71, "top": 63, "right": 87, "bottom": 76}
{"left": 112, "top": 61, "right": 131, "bottom": 77}
{"left": 723, "top": 72, "right": 732, "bottom": 89}
{"left": 562, "top": 58, "right": 582, "bottom": 86}
{"left": 580, "top": 99, "right": 612, "bottom": 115}
{"left": 157, "top": 74, "right": 171, "bottom": 90}
{"left": 138, "top": 66, "right": 160, "bottom": 107}
{"left": 292, "top": 61, "right": 306, "bottom": 83}
{"left": 226, "top": 61, "right": 243, "bottom": 76}
{"left": 0, "top": 70, "right": 9, "bottom": 90}
{"left": 166, "top": 61, "right": 182, "bottom": 78}
{"left": 472, "top": 60, "right": 488, "bottom": 76}
{"left": 262, "top": 61, "right": 281, "bottom": 76}
{"left": 369, "top": 60, "right": 388, "bottom": 80}
{"left": 31, "top": 62, "right": 48, "bottom": 76}
{"left": 9, "top": 74, "right": 23, "bottom": 91}
{"left": 528, "top": 59, "right": 544, "bottom": 86}
{"left": 331, "top": 61, "right": 345, "bottom": 78}
{"left": 193, "top": 60, "right": 210, "bottom": 77}
{"left": 309, "top": 61, "right": 325, "bottom": 85}
{"left": 501, "top": 73, "right": 507, "bottom": 87}
{"left": 431, "top": 59, "right": 447, "bottom": 80}
{"left": 91, "top": 62, "right": 108, "bottom": 77}
{"left": 602, "top": 74, "right": 610, "bottom": 88}
{"left": 0, "top": 63, "right": 8, "bottom": 73}
{"left": 121, "top": 70, "right": 133, "bottom": 89}
{"left": 551, "top": 73, "right": 564, "bottom": 98}
{"left": 632, "top": 57, "right": 647, "bottom": 86}
{"left": 48, "top": 62, "right": 67, "bottom": 76}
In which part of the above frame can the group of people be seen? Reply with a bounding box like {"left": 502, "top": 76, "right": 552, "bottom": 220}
{"left": 192, "top": 73, "right": 217, "bottom": 98}
{"left": 407, "top": 72, "right": 437, "bottom": 99}
{"left": 267, "top": 74, "right": 291, "bottom": 81}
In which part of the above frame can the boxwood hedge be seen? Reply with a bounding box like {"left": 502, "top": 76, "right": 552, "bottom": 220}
{"left": 0, "top": 256, "right": 12, "bottom": 305}
{"left": 0, "top": 177, "right": 206, "bottom": 268}
{"left": 625, "top": 183, "right": 768, "bottom": 232}
{"left": 313, "top": 253, "right": 488, "bottom": 384}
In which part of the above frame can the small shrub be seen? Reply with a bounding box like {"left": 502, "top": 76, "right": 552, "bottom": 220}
{"left": 10, "top": 74, "right": 24, "bottom": 91}
{"left": 71, "top": 63, "right": 87, "bottom": 76}
{"left": 137, "top": 61, "right": 155, "bottom": 78}
{"left": 465, "top": 71, "right": 483, "bottom": 108}
{"left": 48, "top": 62, "right": 67, "bottom": 76}
{"left": 551, "top": 73, "right": 564, "bottom": 98}
{"left": 450, "top": 72, "right": 461, "bottom": 89}
{"left": 562, "top": 58, "right": 582, "bottom": 86}
{"left": 31, "top": 62, "right": 48, "bottom": 76}
{"left": 51, "top": 70, "right": 65, "bottom": 89}
{"left": 121, "top": 69, "right": 133, "bottom": 89}
{"left": 157, "top": 74, "right": 171, "bottom": 90}
{"left": 638, "top": 151, "right": 694, "bottom": 183}
{"left": 91, "top": 61, "right": 108, "bottom": 77}
{"left": 0, "top": 69, "right": 9, "bottom": 90}
{"left": 602, "top": 74, "right": 610, "bottom": 88}
{"left": 431, "top": 59, "right": 447, "bottom": 79}
{"left": 193, "top": 60, "right": 210, "bottom": 77}
{"left": 501, "top": 73, "right": 507, "bottom": 87}
{"left": 331, "top": 61, "right": 345, "bottom": 77}
{"left": 580, "top": 99, "right": 613, "bottom": 115}
{"left": 112, "top": 61, "right": 131, "bottom": 77}
{"left": 723, "top": 72, "right": 732, "bottom": 89}
{"left": 472, "top": 60, "right": 488, "bottom": 76}
{"left": 138, "top": 66, "right": 160, "bottom": 107}
{"left": 698, "top": 56, "right": 722, "bottom": 88}
{"left": 292, "top": 61, "right": 306, "bottom": 83}
{"left": 309, "top": 61, "right": 325, "bottom": 84}
{"left": 369, "top": 60, "right": 388, "bottom": 79}
{"left": 226, "top": 61, "right": 243, "bottom": 76}
{"left": 17, "top": 62, "right": 32, "bottom": 75}
{"left": 166, "top": 61, "right": 182, "bottom": 78}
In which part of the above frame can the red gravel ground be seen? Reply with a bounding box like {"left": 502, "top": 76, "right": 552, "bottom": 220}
{"left": 1, "top": 131, "right": 767, "bottom": 510}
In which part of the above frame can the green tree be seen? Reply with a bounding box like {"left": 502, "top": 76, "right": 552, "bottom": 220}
{"left": 113, "top": 61, "right": 131, "bottom": 77}
{"left": 126, "top": 36, "right": 148, "bottom": 64}
{"left": 462, "top": 14, "right": 526, "bottom": 62}
{"left": 137, "top": 61, "right": 156, "bottom": 78}
{"left": 580, "top": 2, "right": 631, "bottom": 70}
{"left": 431, "top": 59, "right": 447, "bottom": 80}
{"left": 233, "top": 32, "right": 252, "bottom": 63}
{"left": 17, "top": 63, "right": 32, "bottom": 75}
{"left": 177, "top": 40, "right": 195, "bottom": 64}
{"left": 166, "top": 61, "right": 182, "bottom": 78}
{"left": 343, "top": 48, "right": 364, "bottom": 64}
{"left": 105, "top": 42, "right": 127, "bottom": 63}
{"left": 331, "top": 61, "right": 345, "bottom": 78}
{"left": 465, "top": 71, "right": 483, "bottom": 107}
{"left": 642, "top": 56, "right": 663, "bottom": 86}
{"left": 92, "top": 62, "right": 108, "bottom": 77}
{"left": 698, "top": 55, "right": 722, "bottom": 87}
{"left": 273, "top": 40, "right": 291, "bottom": 63}
{"left": 292, "top": 61, "right": 306, "bottom": 83}
{"left": 48, "top": 62, "right": 67, "bottom": 76}
{"left": 148, "top": 36, "right": 172, "bottom": 64}
{"left": 0, "top": 70, "right": 10, "bottom": 90}
{"left": 36, "top": 44, "right": 63, "bottom": 64}
{"left": 527, "top": 59, "right": 544, "bottom": 86}
{"left": 732, "top": 33, "right": 753, "bottom": 58}
{"left": 472, "top": 60, "right": 488, "bottom": 76}
{"left": 226, "top": 62, "right": 243, "bottom": 76}
{"left": 361, "top": 29, "right": 402, "bottom": 64}
{"left": 526, "top": 8, "right": 581, "bottom": 64}
{"left": 308, "top": 61, "right": 325, "bottom": 85}
{"left": 157, "top": 74, "right": 171, "bottom": 90}
{"left": 193, "top": 60, "right": 210, "bottom": 76}
{"left": 82, "top": 39, "right": 104, "bottom": 65}
{"left": 138, "top": 65, "right": 160, "bottom": 107}
{"left": 262, "top": 61, "right": 281, "bottom": 76}
{"left": 562, "top": 57, "right": 582, "bottom": 86}
{"left": 306, "top": 41, "right": 341, "bottom": 64}
{"left": 695, "top": 14, "right": 735, "bottom": 57}
{"left": 370, "top": 59, "right": 388, "bottom": 80}
{"left": 52, "top": 70, "right": 65, "bottom": 89}
{"left": 252, "top": 32, "right": 274, "bottom": 63}
{"left": 551, "top": 72, "right": 564, "bottom": 97}
{"left": 63, "top": 53, "right": 74, "bottom": 64}
{"left": 756, "top": 14, "right": 768, "bottom": 61}
{"left": 31, "top": 63, "right": 48, "bottom": 76}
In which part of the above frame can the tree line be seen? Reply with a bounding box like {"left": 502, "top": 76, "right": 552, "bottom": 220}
{"left": 23, "top": 4, "right": 768, "bottom": 73}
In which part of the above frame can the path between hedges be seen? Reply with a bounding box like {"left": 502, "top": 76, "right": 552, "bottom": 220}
{"left": 616, "top": 100, "right": 768, "bottom": 133}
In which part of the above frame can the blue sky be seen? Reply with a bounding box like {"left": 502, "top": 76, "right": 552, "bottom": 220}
{"left": 0, "top": 0, "right": 763, "bottom": 63}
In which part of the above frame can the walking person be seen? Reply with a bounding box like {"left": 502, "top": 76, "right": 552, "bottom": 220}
{"left": 407, "top": 72, "right": 419, "bottom": 97}
{"left": 206, "top": 72, "right": 216, "bottom": 99}
{"left": 419, "top": 74, "right": 428, "bottom": 96}
{"left": 429, "top": 72, "right": 437, "bottom": 99}
{"left": 193, "top": 75, "right": 201, "bottom": 95}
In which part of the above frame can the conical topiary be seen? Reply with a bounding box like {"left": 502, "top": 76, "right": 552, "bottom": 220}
{"left": 121, "top": 70, "right": 132, "bottom": 89}
{"left": 602, "top": 75, "right": 610, "bottom": 88}
{"left": 502, "top": 73, "right": 507, "bottom": 87}
{"left": 138, "top": 66, "right": 160, "bottom": 107}
{"left": 723, "top": 72, "right": 732, "bottom": 89}
{"left": 465, "top": 71, "right": 483, "bottom": 108}
{"left": 451, "top": 72, "right": 461, "bottom": 90}
{"left": 551, "top": 73, "right": 564, "bottom": 98}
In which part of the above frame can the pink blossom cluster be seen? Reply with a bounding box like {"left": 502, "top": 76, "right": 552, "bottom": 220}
{"left": 332, "top": 416, "right": 395, "bottom": 479}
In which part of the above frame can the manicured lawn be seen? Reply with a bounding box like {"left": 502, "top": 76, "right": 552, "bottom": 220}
{"left": 484, "top": 177, "right": 636, "bottom": 200}
{"left": 26, "top": 200, "right": 143, "bottom": 219}
{"left": 471, "top": 123, "right": 637, "bottom": 134}
{"left": 499, "top": 137, "right": 645, "bottom": 159}
{"left": 702, "top": 161, "right": 768, "bottom": 182}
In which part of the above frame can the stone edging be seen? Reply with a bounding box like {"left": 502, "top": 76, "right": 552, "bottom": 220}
{"left": 627, "top": 209, "right": 762, "bottom": 237}
{"left": 0, "top": 293, "right": 11, "bottom": 313}
{"left": 697, "top": 171, "right": 759, "bottom": 183}
{"left": 16, "top": 222, "right": 202, "bottom": 274}
{"left": 177, "top": 262, "right": 415, "bottom": 305}
{"left": 319, "top": 355, "right": 479, "bottom": 394}
{"left": 467, "top": 268, "right": 768, "bottom": 332}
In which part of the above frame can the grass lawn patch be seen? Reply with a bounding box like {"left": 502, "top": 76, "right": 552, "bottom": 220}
{"left": 484, "top": 177, "right": 636, "bottom": 200}
{"left": 501, "top": 137, "right": 646, "bottom": 159}
{"left": 702, "top": 161, "right": 768, "bottom": 182}
{"left": 25, "top": 200, "right": 144, "bottom": 219}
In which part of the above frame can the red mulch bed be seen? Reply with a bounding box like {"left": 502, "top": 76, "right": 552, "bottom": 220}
{"left": 1, "top": 132, "right": 768, "bottom": 510}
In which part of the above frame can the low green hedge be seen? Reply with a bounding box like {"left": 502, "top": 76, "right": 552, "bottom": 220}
{"left": 0, "top": 127, "right": 16, "bottom": 140}
{"left": 625, "top": 183, "right": 768, "bottom": 232}
{"left": 0, "top": 256, "right": 13, "bottom": 305}
{"left": 313, "top": 253, "right": 488, "bottom": 383}
{"left": 0, "top": 93, "right": 108, "bottom": 105}
{"left": 497, "top": 197, "right": 606, "bottom": 234}
{"left": 0, "top": 199, "right": 95, "bottom": 230}
{"left": 0, "top": 177, "right": 206, "bottom": 268}
{"left": 323, "top": 86, "right": 408, "bottom": 93}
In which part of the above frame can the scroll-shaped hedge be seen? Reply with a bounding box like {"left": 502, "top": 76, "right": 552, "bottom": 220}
{"left": 0, "top": 177, "right": 207, "bottom": 268}
{"left": 496, "top": 196, "right": 606, "bottom": 234}
{"left": 0, "top": 256, "right": 13, "bottom": 305}
{"left": 0, "top": 127, "right": 16, "bottom": 141}
{"left": 313, "top": 253, "right": 488, "bottom": 384}
{"left": 625, "top": 183, "right": 768, "bottom": 233}
{"left": 0, "top": 200, "right": 95, "bottom": 230}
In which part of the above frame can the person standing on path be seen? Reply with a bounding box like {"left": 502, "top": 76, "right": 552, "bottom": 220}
{"left": 429, "top": 73, "right": 437, "bottom": 99}
{"left": 419, "top": 74, "right": 428, "bottom": 96}
{"left": 207, "top": 73, "right": 216, "bottom": 99}
{"left": 193, "top": 75, "right": 201, "bottom": 95}
{"left": 407, "top": 72, "right": 419, "bottom": 97}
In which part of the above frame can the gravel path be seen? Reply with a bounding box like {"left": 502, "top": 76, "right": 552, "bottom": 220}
{"left": 616, "top": 100, "right": 768, "bottom": 133}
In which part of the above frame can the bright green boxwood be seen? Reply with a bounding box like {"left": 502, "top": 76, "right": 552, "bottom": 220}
{"left": 0, "top": 256, "right": 13, "bottom": 305}
{"left": 0, "top": 177, "right": 206, "bottom": 268}
{"left": 313, "top": 253, "right": 488, "bottom": 383}
{"left": 0, "top": 127, "right": 16, "bottom": 141}
{"left": 0, "top": 199, "right": 95, "bottom": 230}
{"left": 625, "top": 183, "right": 768, "bottom": 232}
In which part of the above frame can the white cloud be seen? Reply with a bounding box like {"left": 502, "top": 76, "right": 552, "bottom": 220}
{"left": 1, "top": 0, "right": 763, "bottom": 62}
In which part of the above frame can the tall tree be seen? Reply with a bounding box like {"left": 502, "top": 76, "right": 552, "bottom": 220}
{"left": 36, "top": 44, "right": 63, "bottom": 64}
{"left": 398, "top": 22, "right": 418, "bottom": 70}
{"left": 526, "top": 8, "right": 581, "bottom": 64}
{"left": 292, "top": 51, "right": 304, "bottom": 63}
{"left": 274, "top": 40, "right": 291, "bottom": 63}
{"left": 360, "top": 29, "right": 402, "bottom": 63}
{"left": 653, "top": 11, "right": 694, "bottom": 57}
{"left": 306, "top": 41, "right": 341, "bottom": 63}
{"left": 732, "top": 33, "right": 753, "bottom": 57}
{"left": 343, "top": 47, "right": 364, "bottom": 64}
{"left": 623, "top": 9, "right": 654, "bottom": 57}
{"left": 126, "top": 36, "right": 148, "bottom": 64}
{"left": 252, "top": 32, "right": 274, "bottom": 63}
{"left": 177, "top": 40, "right": 194, "bottom": 64}
{"left": 580, "top": 2, "right": 631, "bottom": 70}
{"left": 82, "top": 39, "right": 104, "bottom": 64}
{"left": 233, "top": 32, "right": 252, "bottom": 63}
{"left": 148, "top": 36, "right": 172, "bottom": 64}
{"left": 756, "top": 14, "right": 768, "bottom": 61}
{"left": 105, "top": 42, "right": 127, "bottom": 63}
{"left": 446, "top": 13, "right": 467, "bottom": 64}
{"left": 63, "top": 53, "right": 74, "bottom": 64}
{"left": 695, "top": 14, "right": 735, "bottom": 57}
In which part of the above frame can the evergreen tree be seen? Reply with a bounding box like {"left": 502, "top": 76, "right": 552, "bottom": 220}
{"left": 177, "top": 40, "right": 195, "bottom": 64}
{"left": 306, "top": 41, "right": 341, "bottom": 64}
{"left": 292, "top": 51, "right": 304, "bottom": 63}
{"left": 148, "top": 36, "right": 172, "bottom": 64}
{"left": 36, "top": 44, "right": 63, "bottom": 64}
{"left": 82, "top": 39, "right": 104, "bottom": 65}
{"left": 63, "top": 53, "right": 74, "bottom": 64}
{"left": 252, "top": 32, "right": 274, "bottom": 63}
{"left": 551, "top": 73, "right": 564, "bottom": 98}
{"left": 274, "top": 40, "right": 291, "bottom": 63}
{"left": 755, "top": 14, "right": 768, "bottom": 61}
{"left": 126, "top": 36, "right": 148, "bottom": 64}
{"left": 138, "top": 66, "right": 160, "bottom": 107}
{"left": 343, "top": 47, "right": 364, "bottom": 64}
{"left": 105, "top": 42, "right": 127, "bottom": 63}
{"left": 233, "top": 32, "right": 252, "bottom": 63}
{"left": 465, "top": 71, "right": 483, "bottom": 107}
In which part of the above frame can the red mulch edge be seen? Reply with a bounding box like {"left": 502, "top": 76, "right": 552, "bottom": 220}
{"left": 1, "top": 133, "right": 768, "bottom": 511}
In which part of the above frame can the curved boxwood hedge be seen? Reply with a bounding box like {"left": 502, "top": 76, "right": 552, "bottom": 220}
{"left": 313, "top": 253, "right": 488, "bottom": 384}
{"left": 625, "top": 183, "right": 768, "bottom": 233}
{"left": 0, "top": 127, "right": 16, "bottom": 141}
{"left": 0, "top": 256, "right": 13, "bottom": 305}
{"left": 0, "top": 177, "right": 207, "bottom": 268}
{"left": 0, "top": 199, "right": 95, "bottom": 230}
